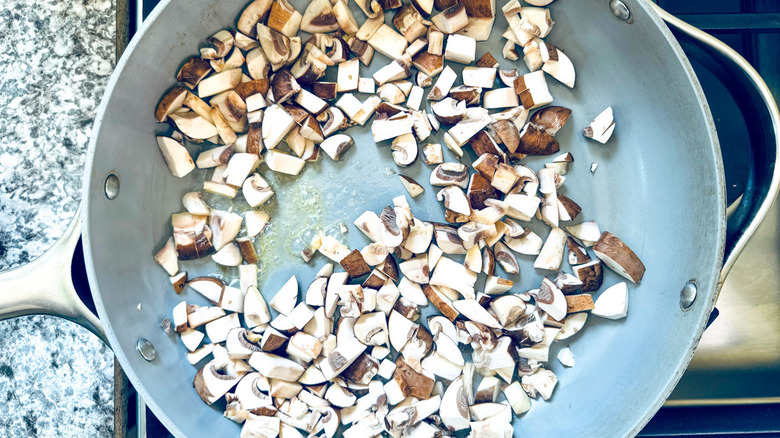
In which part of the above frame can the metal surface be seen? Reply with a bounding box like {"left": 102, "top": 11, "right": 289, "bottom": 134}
{"left": 0, "top": 0, "right": 776, "bottom": 437}
{"left": 674, "top": 13, "right": 780, "bottom": 33}
{"left": 610, "top": 0, "right": 632, "bottom": 21}
{"left": 680, "top": 281, "right": 698, "bottom": 310}
{"left": 136, "top": 338, "right": 156, "bottom": 362}
{"left": 651, "top": 2, "right": 780, "bottom": 291}
{"left": 0, "top": 209, "right": 106, "bottom": 343}
{"left": 82, "top": 0, "right": 730, "bottom": 436}
{"left": 668, "top": 199, "right": 780, "bottom": 405}
{"left": 105, "top": 173, "right": 120, "bottom": 200}
{"left": 656, "top": 1, "right": 780, "bottom": 407}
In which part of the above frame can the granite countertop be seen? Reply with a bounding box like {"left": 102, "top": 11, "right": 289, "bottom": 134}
{"left": 0, "top": 0, "right": 117, "bottom": 436}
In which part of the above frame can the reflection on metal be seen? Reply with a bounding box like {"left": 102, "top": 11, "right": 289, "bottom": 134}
{"left": 609, "top": 0, "right": 631, "bottom": 21}
{"left": 655, "top": 2, "right": 780, "bottom": 406}
{"left": 679, "top": 281, "right": 698, "bottom": 310}
{"left": 669, "top": 201, "right": 780, "bottom": 404}
{"left": 105, "top": 173, "right": 120, "bottom": 200}
{"left": 652, "top": 3, "right": 780, "bottom": 288}
{"left": 136, "top": 338, "right": 157, "bottom": 362}
{"left": 726, "top": 194, "right": 743, "bottom": 219}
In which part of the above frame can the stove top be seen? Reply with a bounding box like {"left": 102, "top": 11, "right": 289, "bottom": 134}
{"left": 111, "top": 0, "right": 780, "bottom": 436}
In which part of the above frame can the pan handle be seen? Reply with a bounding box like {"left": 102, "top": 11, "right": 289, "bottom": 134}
{"left": 653, "top": 4, "right": 780, "bottom": 285}
{"left": 0, "top": 208, "right": 107, "bottom": 343}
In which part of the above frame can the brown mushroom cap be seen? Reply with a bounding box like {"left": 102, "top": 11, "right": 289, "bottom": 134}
{"left": 468, "top": 131, "right": 506, "bottom": 162}
{"left": 378, "top": 254, "right": 400, "bottom": 282}
{"left": 566, "top": 236, "right": 591, "bottom": 265}
{"left": 467, "top": 173, "right": 500, "bottom": 210}
{"left": 448, "top": 86, "right": 482, "bottom": 106}
{"left": 340, "top": 249, "right": 371, "bottom": 278}
{"left": 482, "top": 247, "right": 496, "bottom": 276}
{"left": 565, "top": 294, "right": 595, "bottom": 313}
{"left": 516, "top": 123, "right": 560, "bottom": 155}
{"left": 475, "top": 51, "right": 498, "bottom": 68}
{"left": 492, "top": 119, "right": 521, "bottom": 153}
{"left": 412, "top": 51, "right": 444, "bottom": 77}
{"left": 529, "top": 106, "right": 572, "bottom": 136}
{"left": 394, "top": 357, "right": 435, "bottom": 398}
{"left": 341, "top": 352, "right": 380, "bottom": 385}
{"left": 270, "top": 69, "right": 301, "bottom": 104}
{"left": 423, "top": 285, "right": 460, "bottom": 321}
{"left": 235, "top": 79, "right": 270, "bottom": 100}
{"left": 472, "top": 153, "right": 500, "bottom": 180}
{"left": 558, "top": 194, "right": 582, "bottom": 221}
{"left": 311, "top": 81, "right": 337, "bottom": 100}
{"left": 571, "top": 260, "right": 603, "bottom": 292}
{"left": 177, "top": 57, "right": 212, "bottom": 89}
{"left": 155, "top": 86, "right": 188, "bottom": 123}
{"left": 593, "top": 232, "right": 646, "bottom": 283}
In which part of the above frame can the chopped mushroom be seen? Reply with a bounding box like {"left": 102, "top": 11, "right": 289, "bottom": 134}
{"left": 540, "top": 42, "right": 575, "bottom": 88}
{"left": 155, "top": 2, "right": 652, "bottom": 429}
{"left": 592, "top": 282, "right": 629, "bottom": 320}
{"left": 593, "top": 232, "right": 645, "bottom": 283}
{"left": 430, "top": 162, "right": 469, "bottom": 188}
{"left": 301, "top": 0, "right": 339, "bottom": 33}
{"left": 439, "top": 375, "right": 470, "bottom": 431}
{"left": 391, "top": 133, "right": 419, "bottom": 166}
{"left": 399, "top": 175, "right": 425, "bottom": 198}
{"left": 368, "top": 24, "right": 410, "bottom": 60}
{"left": 193, "top": 359, "right": 241, "bottom": 405}
{"left": 432, "top": 3, "right": 469, "bottom": 34}
{"left": 444, "top": 34, "right": 476, "bottom": 64}
{"left": 583, "top": 106, "right": 616, "bottom": 144}
{"left": 320, "top": 134, "right": 354, "bottom": 161}
{"left": 156, "top": 137, "right": 195, "bottom": 178}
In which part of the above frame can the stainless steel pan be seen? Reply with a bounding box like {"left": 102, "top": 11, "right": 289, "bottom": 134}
{"left": 1, "top": 0, "right": 779, "bottom": 436}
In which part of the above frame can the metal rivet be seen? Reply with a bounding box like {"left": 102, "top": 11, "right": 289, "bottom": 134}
{"left": 609, "top": 0, "right": 631, "bottom": 21}
{"left": 136, "top": 338, "right": 157, "bottom": 362}
{"left": 105, "top": 173, "right": 120, "bottom": 200}
{"left": 680, "top": 281, "right": 698, "bottom": 310}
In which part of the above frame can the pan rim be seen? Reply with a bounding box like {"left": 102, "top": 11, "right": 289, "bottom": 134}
{"left": 619, "top": 1, "right": 726, "bottom": 436}
{"left": 81, "top": 0, "right": 726, "bottom": 436}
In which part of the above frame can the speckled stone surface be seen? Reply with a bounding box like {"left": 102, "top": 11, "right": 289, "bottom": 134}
{"left": 0, "top": 0, "right": 116, "bottom": 436}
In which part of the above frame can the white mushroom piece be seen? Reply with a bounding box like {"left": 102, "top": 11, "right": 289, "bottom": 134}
{"left": 437, "top": 186, "right": 471, "bottom": 216}
{"left": 540, "top": 41, "right": 575, "bottom": 88}
{"left": 154, "top": 237, "right": 179, "bottom": 276}
{"left": 431, "top": 98, "right": 467, "bottom": 126}
{"left": 399, "top": 175, "right": 425, "bottom": 198}
{"left": 266, "top": 150, "right": 305, "bottom": 175}
{"left": 583, "top": 106, "right": 616, "bottom": 144}
{"left": 320, "top": 134, "right": 354, "bottom": 161}
{"left": 391, "top": 133, "right": 418, "bottom": 167}
{"left": 262, "top": 104, "right": 296, "bottom": 149}
{"left": 444, "top": 34, "right": 476, "bottom": 64}
{"left": 242, "top": 173, "right": 274, "bottom": 207}
{"left": 592, "top": 282, "right": 629, "bottom": 320}
{"left": 534, "top": 227, "right": 566, "bottom": 271}
{"left": 301, "top": 0, "right": 340, "bottom": 33}
{"left": 439, "top": 375, "right": 470, "bottom": 431}
{"left": 156, "top": 136, "right": 195, "bottom": 178}
{"left": 193, "top": 359, "right": 241, "bottom": 405}
{"left": 431, "top": 3, "right": 469, "bottom": 34}
{"left": 361, "top": 19, "right": 404, "bottom": 60}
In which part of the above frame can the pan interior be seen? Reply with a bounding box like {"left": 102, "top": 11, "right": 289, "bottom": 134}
{"left": 83, "top": 0, "right": 724, "bottom": 436}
